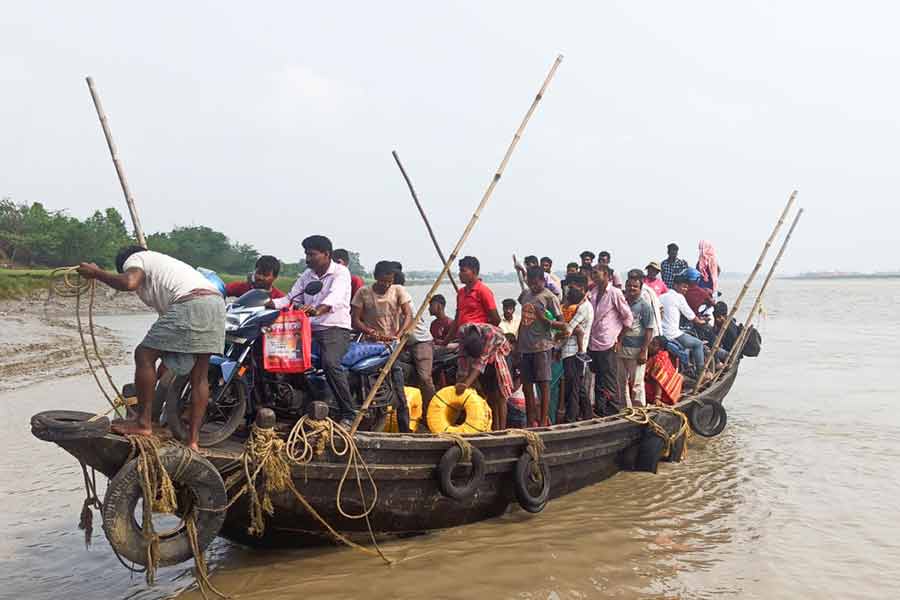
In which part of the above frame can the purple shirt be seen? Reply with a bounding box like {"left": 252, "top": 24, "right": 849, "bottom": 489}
{"left": 274, "top": 260, "right": 352, "bottom": 331}
{"left": 588, "top": 284, "right": 633, "bottom": 351}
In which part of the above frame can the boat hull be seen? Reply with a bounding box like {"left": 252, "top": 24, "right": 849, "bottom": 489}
{"left": 47, "top": 361, "right": 740, "bottom": 548}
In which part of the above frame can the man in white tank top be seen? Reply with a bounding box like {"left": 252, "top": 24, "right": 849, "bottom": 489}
{"left": 77, "top": 246, "right": 225, "bottom": 450}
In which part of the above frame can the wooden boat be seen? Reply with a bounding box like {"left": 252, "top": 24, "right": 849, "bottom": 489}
{"left": 32, "top": 358, "right": 740, "bottom": 552}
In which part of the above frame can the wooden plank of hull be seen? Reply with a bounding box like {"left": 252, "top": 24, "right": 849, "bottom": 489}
{"left": 45, "top": 359, "right": 741, "bottom": 548}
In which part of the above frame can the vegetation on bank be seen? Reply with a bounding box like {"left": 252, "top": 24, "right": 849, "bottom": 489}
{"left": 0, "top": 198, "right": 368, "bottom": 290}
{"left": 0, "top": 269, "right": 56, "bottom": 300}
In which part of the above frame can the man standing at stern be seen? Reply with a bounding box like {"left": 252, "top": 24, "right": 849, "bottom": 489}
{"left": 77, "top": 246, "right": 225, "bottom": 450}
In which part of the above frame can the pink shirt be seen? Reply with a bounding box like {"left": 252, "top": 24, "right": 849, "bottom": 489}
{"left": 588, "top": 284, "right": 633, "bottom": 352}
{"left": 644, "top": 276, "right": 668, "bottom": 297}
{"left": 274, "top": 260, "right": 352, "bottom": 331}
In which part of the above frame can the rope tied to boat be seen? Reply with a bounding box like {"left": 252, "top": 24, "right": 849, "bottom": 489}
{"left": 437, "top": 432, "right": 473, "bottom": 463}
{"left": 619, "top": 406, "right": 691, "bottom": 460}
{"left": 124, "top": 436, "right": 226, "bottom": 598}
{"left": 127, "top": 435, "right": 179, "bottom": 585}
{"left": 213, "top": 419, "right": 393, "bottom": 565}
{"left": 77, "top": 461, "right": 102, "bottom": 548}
{"left": 507, "top": 428, "right": 547, "bottom": 482}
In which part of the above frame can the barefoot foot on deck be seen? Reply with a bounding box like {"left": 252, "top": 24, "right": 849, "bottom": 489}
{"left": 111, "top": 419, "right": 153, "bottom": 437}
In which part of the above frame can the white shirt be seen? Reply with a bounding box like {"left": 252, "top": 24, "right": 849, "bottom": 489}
{"left": 640, "top": 285, "right": 662, "bottom": 338}
{"left": 274, "top": 260, "right": 352, "bottom": 331}
{"left": 122, "top": 251, "right": 217, "bottom": 315}
{"left": 659, "top": 290, "right": 696, "bottom": 340}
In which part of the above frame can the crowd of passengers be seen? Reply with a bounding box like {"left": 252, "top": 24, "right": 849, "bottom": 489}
{"left": 255, "top": 235, "right": 735, "bottom": 433}
{"left": 75, "top": 235, "right": 737, "bottom": 446}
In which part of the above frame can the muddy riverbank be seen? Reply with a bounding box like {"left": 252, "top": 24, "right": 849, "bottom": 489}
{"left": 0, "top": 291, "right": 150, "bottom": 392}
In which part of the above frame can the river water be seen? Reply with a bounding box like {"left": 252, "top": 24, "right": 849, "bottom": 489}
{"left": 2, "top": 279, "right": 899, "bottom": 599}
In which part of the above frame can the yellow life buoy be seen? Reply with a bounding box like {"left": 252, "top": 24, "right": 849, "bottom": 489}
{"left": 426, "top": 386, "right": 492, "bottom": 434}
{"left": 385, "top": 386, "right": 425, "bottom": 433}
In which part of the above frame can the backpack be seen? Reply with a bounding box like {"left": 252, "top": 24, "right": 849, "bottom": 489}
{"left": 740, "top": 325, "right": 762, "bottom": 357}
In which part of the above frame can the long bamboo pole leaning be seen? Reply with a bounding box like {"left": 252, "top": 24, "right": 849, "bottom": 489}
{"left": 391, "top": 150, "right": 459, "bottom": 292}
{"left": 513, "top": 254, "right": 526, "bottom": 291}
{"left": 711, "top": 208, "right": 804, "bottom": 384}
{"left": 85, "top": 77, "right": 147, "bottom": 248}
{"left": 349, "top": 54, "right": 564, "bottom": 434}
{"left": 692, "top": 190, "right": 798, "bottom": 392}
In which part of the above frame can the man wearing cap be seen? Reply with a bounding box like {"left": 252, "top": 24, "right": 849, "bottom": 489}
{"left": 644, "top": 261, "right": 668, "bottom": 297}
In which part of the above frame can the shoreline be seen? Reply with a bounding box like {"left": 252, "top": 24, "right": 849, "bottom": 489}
{"left": 0, "top": 290, "right": 151, "bottom": 392}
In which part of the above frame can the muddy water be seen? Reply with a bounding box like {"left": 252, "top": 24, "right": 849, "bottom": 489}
{"left": 2, "top": 280, "right": 900, "bottom": 599}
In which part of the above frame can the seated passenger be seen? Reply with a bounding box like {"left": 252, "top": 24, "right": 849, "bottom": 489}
{"left": 269, "top": 235, "right": 356, "bottom": 427}
{"left": 713, "top": 301, "right": 740, "bottom": 353}
{"left": 659, "top": 274, "right": 711, "bottom": 376}
{"left": 457, "top": 323, "right": 514, "bottom": 431}
{"left": 333, "top": 248, "right": 365, "bottom": 301}
{"left": 682, "top": 267, "right": 714, "bottom": 315}
{"left": 499, "top": 298, "right": 521, "bottom": 338}
{"left": 429, "top": 294, "right": 455, "bottom": 346}
{"left": 350, "top": 260, "right": 413, "bottom": 433}
{"left": 224, "top": 255, "right": 285, "bottom": 298}
{"left": 644, "top": 336, "right": 683, "bottom": 405}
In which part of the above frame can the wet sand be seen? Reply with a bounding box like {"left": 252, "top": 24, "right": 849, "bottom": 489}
{"left": 0, "top": 291, "right": 150, "bottom": 392}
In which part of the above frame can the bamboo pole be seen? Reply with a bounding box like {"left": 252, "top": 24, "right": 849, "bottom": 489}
{"left": 85, "top": 76, "right": 147, "bottom": 248}
{"left": 391, "top": 150, "right": 459, "bottom": 292}
{"left": 349, "top": 54, "right": 564, "bottom": 434}
{"left": 692, "top": 190, "right": 798, "bottom": 392}
{"left": 513, "top": 254, "right": 526, "bottom": 291}
{"left": 711, "top": 208, "right": 804, "bottom": 384}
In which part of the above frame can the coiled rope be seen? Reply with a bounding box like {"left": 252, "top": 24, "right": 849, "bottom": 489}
{"left": 48, "top": 266, "right": 129, "bottom": 417}
{"left": 507, "top": 428, "right": 547, "bottom": 481}
{"left": 211, "top": 420, "right": 393, "bottom": 565}
{"left": 126, "top": 436, "right": 226, "bottom": 599}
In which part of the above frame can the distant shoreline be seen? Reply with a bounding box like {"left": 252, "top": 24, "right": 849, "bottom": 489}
{"left": 781, "top": 273, "right": 900, "bottom": 280}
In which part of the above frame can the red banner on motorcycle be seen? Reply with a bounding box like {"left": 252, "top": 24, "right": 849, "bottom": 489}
{"left": 263, "top": 309, "right": 312, "bottom": 373}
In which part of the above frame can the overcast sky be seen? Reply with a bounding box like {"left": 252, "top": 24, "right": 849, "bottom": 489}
{"left": 1, "top": 2, "right": 893, "bottom": 274}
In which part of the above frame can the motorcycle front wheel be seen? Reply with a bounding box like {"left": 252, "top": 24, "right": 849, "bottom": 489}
{"left": 161, "top": 372, "right": 247, "bottom": 447}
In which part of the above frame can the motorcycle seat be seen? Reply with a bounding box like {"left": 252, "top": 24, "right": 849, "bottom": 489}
{"left": 340, "top": 342, "right": 390, "bottom": 369}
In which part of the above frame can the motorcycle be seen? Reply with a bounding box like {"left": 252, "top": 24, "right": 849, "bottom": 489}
{"left": 157, "top": 282, "right": 406, "bottom": 446}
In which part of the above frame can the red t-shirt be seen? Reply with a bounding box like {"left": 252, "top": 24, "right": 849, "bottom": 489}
{"left": 430, "top": 316, "right": 455, "bottom": 346}
{"left": 456, "top": 279, "right": 497, "bottom": 326}
{"left": 225, "top": 281, "right": 285, "bottom": 299}
{"left": 350, "top": 274, "right": 365, "bottom": 301}
{"left": 684, "top": 285, "right": 713, "bottom": 314}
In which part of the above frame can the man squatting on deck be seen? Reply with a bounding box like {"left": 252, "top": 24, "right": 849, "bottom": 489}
{"left": 77, "top": 246, "right": 226, "bottom": 450}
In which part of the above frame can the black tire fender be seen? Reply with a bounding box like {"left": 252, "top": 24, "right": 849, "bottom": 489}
{"left": 30, "top": 410, "right": 110, "bottom": 442}
{"left": 635, "top": 428, "right": 666, "bottom": 473}
{"left": 688, "top": 402, "right": 727, "bottom": 437}
{"left": 102, "top": 446, "right": 227, "bottom": 567}
{"left": 513, "top": 451, "right": 551, "bottom": 513}
{"left": 437, "top": 445, "right": 486, "bottom": 500}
